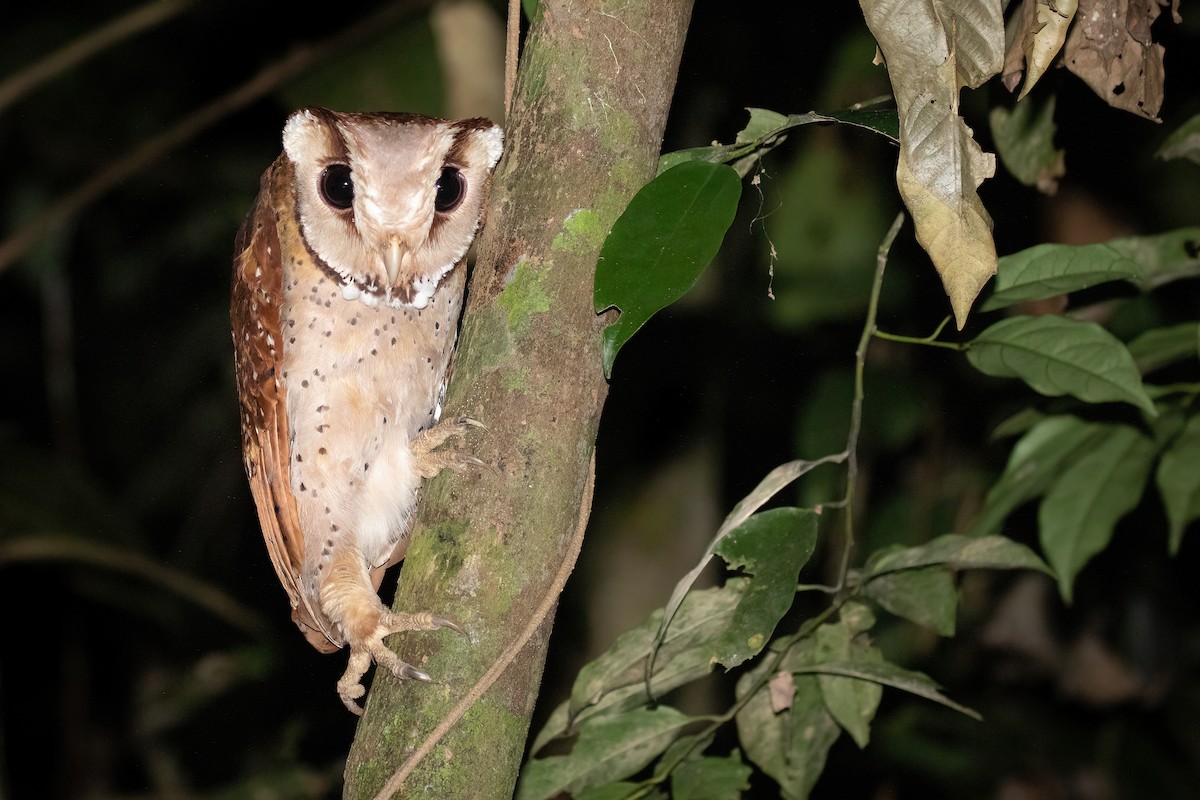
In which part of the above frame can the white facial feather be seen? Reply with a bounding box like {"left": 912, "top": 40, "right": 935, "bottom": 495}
{"left": 282, "top": 109, "right": 503, "bottom": 309}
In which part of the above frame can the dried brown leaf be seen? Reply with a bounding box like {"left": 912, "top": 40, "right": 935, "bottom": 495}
{"left": 861, "top": 0, "right": 1005, "bottom": 327}
{"left": 1063, "top": 0, "right": 1172, "bottom": 121}
{"left": 1003, "top": 0, "right": 1039, "bottom": 92}
{"left": 1019, "top": 0, "right": 1078, "bottom": 99}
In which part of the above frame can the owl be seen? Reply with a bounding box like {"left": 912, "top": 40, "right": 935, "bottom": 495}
{"left": 231, "top": 108, "right": 503, "bottom": 714}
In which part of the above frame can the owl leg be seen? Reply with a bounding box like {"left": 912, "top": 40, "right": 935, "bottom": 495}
{"left": 411, "top": 416, "right": 485, "bottom": 479}
{"left": 321, "top": 544, "right": 465, "bottom": 715}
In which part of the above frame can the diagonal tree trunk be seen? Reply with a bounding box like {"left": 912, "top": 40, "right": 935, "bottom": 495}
{"left": 343, "top": 1, "right": 694, "bottom": 797}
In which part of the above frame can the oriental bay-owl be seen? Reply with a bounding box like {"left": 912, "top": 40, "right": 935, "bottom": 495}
{"left": 231, "top": 108, "right": 503, "bottom": 713}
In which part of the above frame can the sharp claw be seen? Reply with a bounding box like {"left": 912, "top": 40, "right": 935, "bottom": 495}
{"left": 431, "top": 614, "right": 469, "bottom": 638}
{"left": 456, "top": 416, "right": 487, "bottom": 430}
{"left": 401, "top": 664, "right": 432, "bottom": 682}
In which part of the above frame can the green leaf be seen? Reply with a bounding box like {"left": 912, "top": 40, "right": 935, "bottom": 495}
{"left": 576, "top": 784, "right": 644, "bottom": 800}
{"left": 656, "top": 104, "right": 899, "bottom": 176}
{"left": 1107, "top": 227, "right": 1200, "bottom": 288}
{"left": 1127, "top": 322, "right": 1200, "bottom": 374}
{"left": 969, "top": 415, "right": 1109, "bottom": 537}
{"left": 713, "top": 508, "right": 819, "bottom": 668}
{"left": 1156, "top": 413, "right": 1200, "bottom": 554}
{"left": 649, "top": 458, "right": 844, "bottom": 688}
{"left": 516, "top": 707, "right": 692, "bottom": 800}
{"left": 672, "top": 752, "right": 752, "bottom": 800}
{"left": 865, "top": 533, "right": 1051, "bottom": 577}
{"left": 653, "top": 732, "right": 715, "bottom": 782}
{"left": 966, "top": 315, "right": 1156, "bottom": 416}
{"left": 981, "top": 243, "right": 1145, "bottom": 311}
{"left": 1038, "top": 424, "right": 1157, "bottom": 602}
{"left": 657, "top": 145, "right": 738, "bottom": 174}
{"left": 736, "top": 652, "right": 838, "bottom": 800}
{"left": 531, "top": 584, "right": 742, "bottom": 753}
{"left": 1156, "top": 113, "right": 1200, "bottom": 164}
{"left": 736, "top": 107, "right": 790, "bottom": 143}
{"left": 792, "top": 661, "right": 981, "bottom": 720}
{"left": 813, "top": 604, "right": 882, "bottom": 748}
{"left": 569, "top": 584, "right": 740, "bottom": 714}
{"left": 818, "top": 105, "right": 900, "bottom": 141}
{"left": 989, "top": 95, "right": 1064, "bottom": 194}
{"left": 595, "top": 161, "right": 741, "bottom": 377}
{"left": 864, "top": 566, "right": 958, "bottom": 635}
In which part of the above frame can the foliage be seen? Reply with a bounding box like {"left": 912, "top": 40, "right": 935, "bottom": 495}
{"left": 1, "top": 1, "right": 1198, "bottom": 799}
{"left": 521, "top": 2, "right": 1200, "bottom": 797}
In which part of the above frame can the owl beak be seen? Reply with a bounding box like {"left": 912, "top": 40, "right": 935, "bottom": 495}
{"left": 383, "top": 237, "right": 407, "bottom": 286}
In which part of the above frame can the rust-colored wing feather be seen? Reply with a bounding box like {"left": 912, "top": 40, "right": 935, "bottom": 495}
{"left": 231, "top": 161, "right": 340, "bottom": 654}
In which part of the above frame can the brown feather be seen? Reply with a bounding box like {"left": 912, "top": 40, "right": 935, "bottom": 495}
{"left": 232, "top": 159, "right": 340, "bottom": 653}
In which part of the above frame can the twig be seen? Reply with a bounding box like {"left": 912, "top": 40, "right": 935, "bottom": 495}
{"left": 372, "top": 453, "right": 596, "bottom": 800}
{"left": 0, "top": 537, "right": 268, "bottom": 635}
{"left": 0, "top": 0, "right": 434, "bottom": 274}
{"left": 832, "top": 212, "right": 905, "bottom": 590}
{"left": 505, "top": 0, "right": 520, "bottom": 119}
{"left": 0, "top": 0, "right": 192, "bottom": 114}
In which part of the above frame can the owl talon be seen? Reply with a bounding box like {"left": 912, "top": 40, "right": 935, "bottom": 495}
{"left": 400, "top": 663, "right": 432, "bottom": 682}
{"left": 430, "top": 613, "right": 468, "bottom": 638}
{"left": 411, "top": 416, "right": 486, "bottom": 478}
{"left": 334, "top": 608, "right": 468, "bottom": 713}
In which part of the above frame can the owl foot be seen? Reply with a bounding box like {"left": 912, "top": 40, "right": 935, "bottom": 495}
{"left": 412, "top": 416, "right": 486, "bottom": 479}
{"left": 337, "top": 609, "right": 467, "bottom": 715}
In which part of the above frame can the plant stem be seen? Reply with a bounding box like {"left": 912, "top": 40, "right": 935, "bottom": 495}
{"left": 873, "top": 321, "right": 964, "bottom": 351}
{"left": 832, "top": 213, "right": 905, "bottom": 591}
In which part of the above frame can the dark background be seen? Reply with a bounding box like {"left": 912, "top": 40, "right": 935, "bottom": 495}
{"left": 1, "top": 1, "right": 1198, "bottom": 798}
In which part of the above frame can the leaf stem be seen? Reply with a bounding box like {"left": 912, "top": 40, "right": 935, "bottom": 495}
{"left": 873, "top": 318, "right": 965, "bottom": 351}
{"left": 829, "top": 213, "right": 906, "bottom": 592}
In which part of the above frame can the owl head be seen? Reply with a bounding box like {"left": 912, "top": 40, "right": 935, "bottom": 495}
{"left": 281, "top": 108, "right": 503, "bottom": 309}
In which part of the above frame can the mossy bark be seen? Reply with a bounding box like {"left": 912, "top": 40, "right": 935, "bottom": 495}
{"left": 342, "top": 2, "right": 694, "bottom": 798}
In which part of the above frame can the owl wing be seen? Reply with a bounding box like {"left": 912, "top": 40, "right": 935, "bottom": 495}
{"left": 232, "top": 165, "right": 340, "bottom": 654}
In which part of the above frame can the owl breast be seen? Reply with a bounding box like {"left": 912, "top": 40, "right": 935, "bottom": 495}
{"left": 278, "top": 242, "right": 464, "bottom": 585}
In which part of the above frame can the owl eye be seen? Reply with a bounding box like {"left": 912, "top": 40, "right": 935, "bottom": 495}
{"left": 319, "top": 164, "right": 354, "bottom": 210}
{"left": 434, "top": 167, "right": 465, "bottom": 213}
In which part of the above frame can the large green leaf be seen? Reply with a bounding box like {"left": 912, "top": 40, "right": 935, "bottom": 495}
{"left": 517, "top": 707, "right": 692, "bottom": 800}
{"left": 792, "top": 660, "right": 980, "bottom": 720}
{"left": 594, "top": 161, "right": 741, "bottom": 377}
{"left": 982, "top": 243, "right": 1145, "bottom": 311}
{"left": 671, "top": 752, "right": 752, "bottom": 800}
{"left": 1156, "top": 113, "right": 1200, "bottom": 164}
{"left": 656, "top": 105, "right": 899, "bottom": 176}
{"left": 969, "top": 415, "right": 1109, "bottom": 537}
{"left": 1038, "top": 423, "right": 1158, "bottom": 601}
{"left": 865, "top": 533, "right": 1052, "bottom": 576}
{"left": 1156, "top": 413, "right": 1200, "bottom": 554}
{"left": 988, "top": 94, "right": 1064, "bottom": 194}
{"left": 712, "top": 507, "right": 819, "bottom": 668}
{"left": 531, "top": 584, "right": 742, "bottom": 753}
{"left": 864, "top": 566, "right": 958, "bottom": 635}
{"left": 649, "top": 458, "right": 844, "bottom": 684}
{"left": 966, "top": 315, "right": 1156, "bottom": 415}
{"left": 1108, "top": 227, "right": 1200, "bottom": 288}
{"left": 1126, "top": 322, "right": 1200, "bottom": 374}
{"left": 813, "top": 603, "right": 882, "bottom": 749}
{"left": 736, "top": 647, "right": 839, "bottom": 800}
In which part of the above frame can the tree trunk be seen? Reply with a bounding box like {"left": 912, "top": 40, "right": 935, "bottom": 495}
{"left": 342, "top": 1, "right": 694, "bottom": 797}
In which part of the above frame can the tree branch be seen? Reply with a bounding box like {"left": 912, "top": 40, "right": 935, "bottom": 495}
{"left": 342, "top": 1, "right": 695, "bottom": 797}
